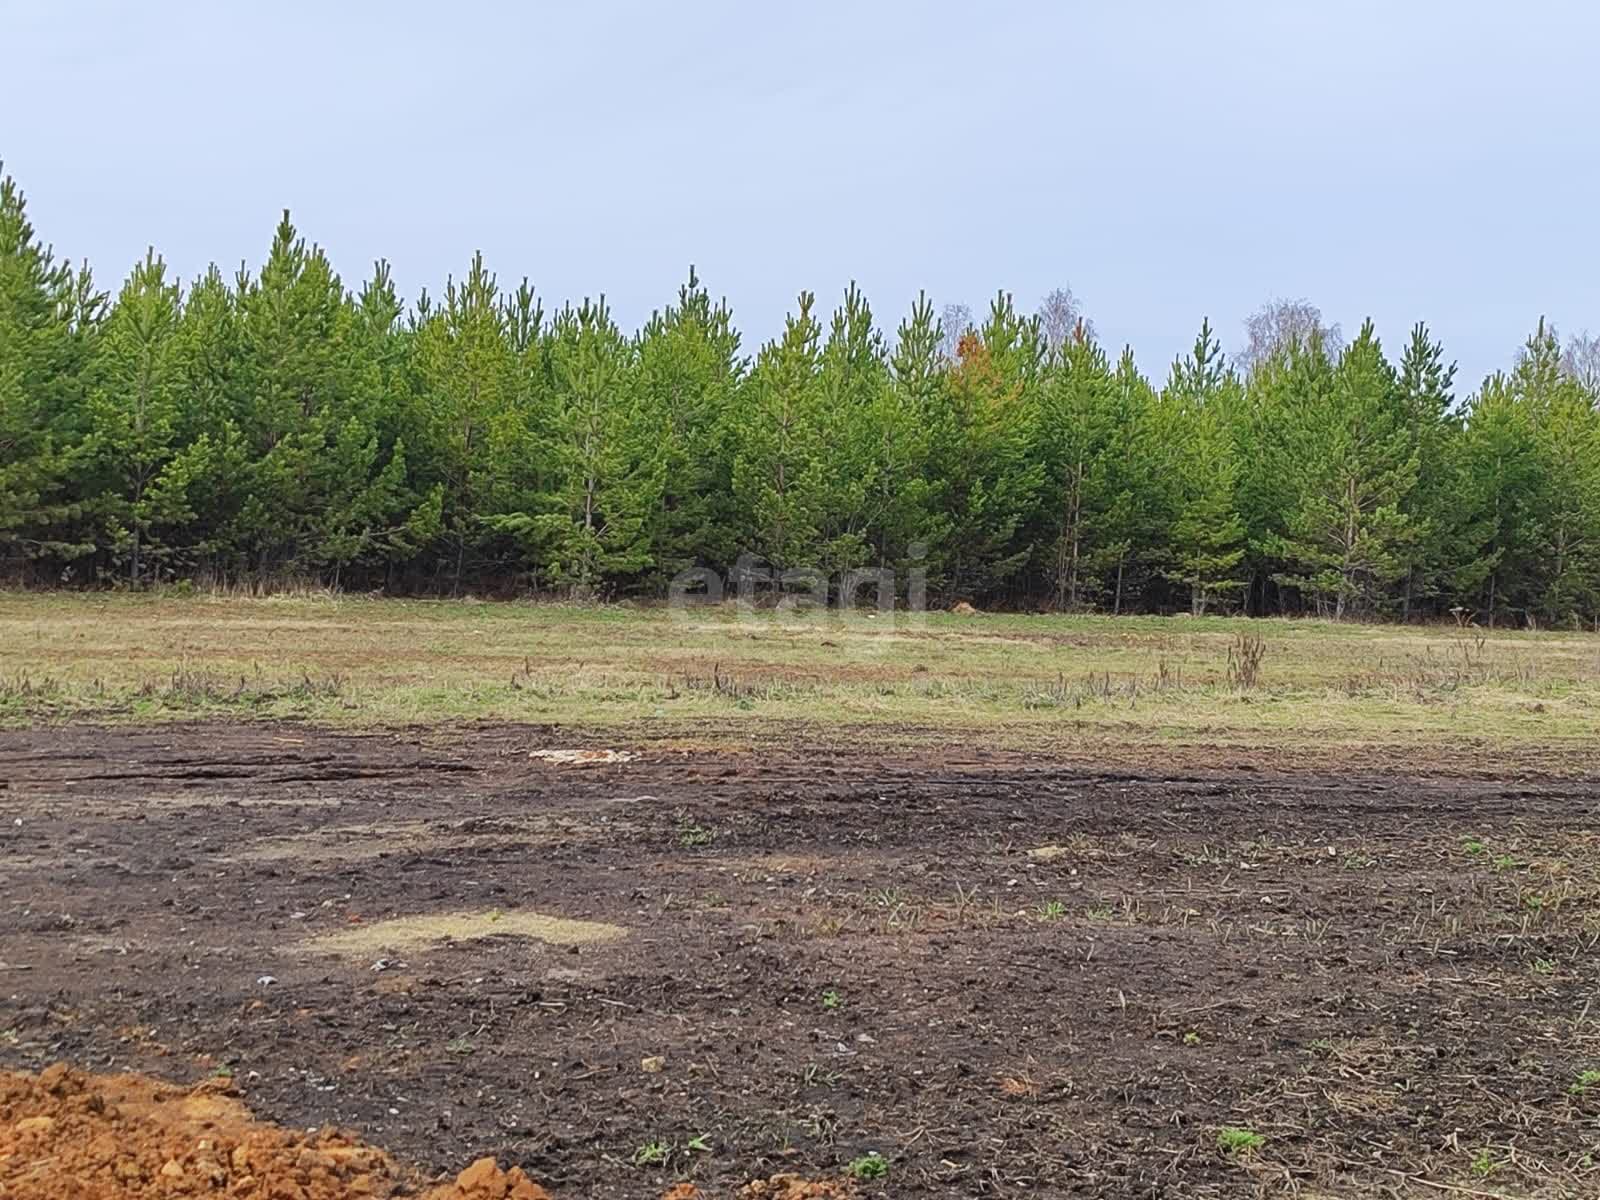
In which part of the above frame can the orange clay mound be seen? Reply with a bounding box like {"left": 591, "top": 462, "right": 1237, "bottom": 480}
{"left": 0, "top": 1064, "right": 550, "bottom": 1200}
{"left": 431, "top": 1157, "right": 552, "bottom": 1199}
{"left": 0, "top": 1064, "right": 853, "bottom": 1200}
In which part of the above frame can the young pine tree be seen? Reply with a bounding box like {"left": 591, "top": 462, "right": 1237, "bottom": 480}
{"left": 228, "top": 212, "right": 354, "bottom": 577}
{"left": 872, "top": 292, "right": 943, "bottom": 571}
{"left": 0, "top": 168, "right": 105, "bottom": 570}
{"left": 635, "top": 268, "right": 743, "bottom": 580}
{"left": 1514, "top": 319, "right": 1600, "bottom": 624}
{"left": 1161, "top": 320, "right": 1246, "bottom": 615}
{"left": 1271, "top": 320, "right": 1417, "bottom": 618}
{"left": 410, "top": 252, "right": 544, "bottom": 591}
{"left": 310, "top": 260, "right": 442, "bottom": 588}
{"left": 168, "top": 264, "right": 250, "bottom": 576}
{"left": 1234, "top": 329, "right": 1339, "bottom": 613}
{"left": 1097, "top": 347, "right": 1167, "bottom": 613}
{"left": 1032, "top": 328, "right": 1117, "bottom": 610}
{"left": 1392, "top": 323, "right": 1458, "bottom": 620}
{"left": 1450, "top": 372, "right": 1542, "bottom": 625}
{"left": 729, "top": 293, "right": 826, "bottom": 572}
{"left": 538, "top": 298, "right": 663, "bottom": 593}
{"left": 926, "top": 296, "right": 1042, "bottom": 602}
{"left": 83, "top": 250, "right": 205, "bottom": 584}
{"left": 810, "top": 282, "right": 886, "bottom": 576}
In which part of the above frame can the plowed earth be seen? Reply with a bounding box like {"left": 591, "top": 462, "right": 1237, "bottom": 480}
{"left": 4, "top": 724, "right": 1600, "bottom": 1197}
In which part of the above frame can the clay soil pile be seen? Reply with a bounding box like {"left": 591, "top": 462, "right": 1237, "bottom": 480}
{"left": 0, "top": 1066, "right": 858, "bottom": 1199}
{"left": 0, "top": 1064, "right": 549, "bottom": 1199}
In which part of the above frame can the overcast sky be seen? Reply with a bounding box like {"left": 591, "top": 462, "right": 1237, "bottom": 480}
{"left": 7, "top": 0, "right": 1598, "bottom": 391}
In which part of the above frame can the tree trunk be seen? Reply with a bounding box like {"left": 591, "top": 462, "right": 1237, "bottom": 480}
{"left": 1065, "top": 461, "right": 1083, "bottom": 609}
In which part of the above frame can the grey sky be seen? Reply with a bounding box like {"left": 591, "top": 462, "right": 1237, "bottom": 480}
{"left": 7, "top": 0, "right": 1598, "bottom": 391}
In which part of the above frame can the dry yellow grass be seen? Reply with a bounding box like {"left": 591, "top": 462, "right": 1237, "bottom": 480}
{"left": 300, "top": 909, "right": 628, "bottom": 958}
{"left": 2, "top": 591, "right": 1598, "bottom": 754}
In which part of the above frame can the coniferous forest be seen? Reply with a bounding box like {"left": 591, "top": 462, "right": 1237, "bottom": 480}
{"left": 4, "top": 167, "right": 1600, "bottom": 624}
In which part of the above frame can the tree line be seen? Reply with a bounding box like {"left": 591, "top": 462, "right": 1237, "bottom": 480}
{"left": 3, "top": 168, "right": 1599, "bottom": 624}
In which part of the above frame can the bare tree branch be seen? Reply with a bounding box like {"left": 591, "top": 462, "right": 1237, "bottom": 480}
{"left": 939, "top": 302, "right": 973, "bottom": 361}
{"left": 1037, "top": 286, "right": 1093, "bottom": 354}
{"left": 1563, "top": 329, "right": 1600, "bottom": 397}
{"left": 1239, "top": 297, "right": 1342, "bottom": 371}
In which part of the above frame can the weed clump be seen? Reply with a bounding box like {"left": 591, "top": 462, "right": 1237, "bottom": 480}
{"left": 1217, "top": 1126, "right": 1265, "bottom": 1155}
{"left": 847, "top": 1152, "right": 889, "bottom": 1181}
{"left": 1226, "top": 632, "right": 1266, "bottom": 690}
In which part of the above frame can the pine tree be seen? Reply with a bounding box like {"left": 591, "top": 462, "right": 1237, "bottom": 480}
{"left": 535, "top": 298, "right": 662, "bottom": 592}
{"left": 229, "top": 212, "right": 354, "bottom": 577}
{"left": 0, "top": 168, "right": 105, "bottom": 570}
{"left": 298, "top": 261, "right": 439, "bottom": 586}
{"left": 1271, "top": 320, "right": 1417, "bottom": 618}
{"left": 82, "top": 250, "right": 199, "bottom": 584}
{"left": 169, "top": 264, "right": 247, "bottom": 575}
{"left": 1033, "top": 329, "right": 1117, "bottom": 610}
{"left": 410, "top": 252, "right": 541, "bottom": 591}
{"left": 927, "top": 296, "right": 1041, "bottom": 601}
{"left": 1451, "top": 372, "right": 1542, "bottom": 625}
{"left": 1392, "top": 323, "right": 1458, "bottom": 619}
{"left": 1098, "top": 347, "right": 1168, "bottom": 613}
{"left": 1161, "top": 320, "right": 1246, "bottom": 614}
{"left": 636, "top": 267, "right": 743, "bottom": 579}
{"left": 1236, "top": 327, "right": 1338, "bottom": 614}
{"left": 873, "top": 292, "right": 942, "bottom": 571}
{"left": 810, "top": 282, "right": 885, "bottom": 576}
{"left": 1515, "top": 319, "right": 1600, "bottom": 624}
{"left": 1169, "top": 317, "right": 1229, "bottom": 401}
{"left": 730, "top": 293, "right": 826, "bottom": 572}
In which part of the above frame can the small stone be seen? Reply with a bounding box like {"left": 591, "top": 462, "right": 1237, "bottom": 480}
{"left": 14, "top": 1115, "right": 54, "bottom": 1135}
{"left": 160, "top": 1159, "right": 185, "bottom": 1180}
{"left": 640, "top": 1055, "right": 666, "bottom": 1073}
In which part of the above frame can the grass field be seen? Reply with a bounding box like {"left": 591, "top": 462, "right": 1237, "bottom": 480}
{"left": 2, "top": 591, "right": 1598, "bottom": 754}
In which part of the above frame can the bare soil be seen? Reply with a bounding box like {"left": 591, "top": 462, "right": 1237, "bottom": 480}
{"left": 3, "top": 723, "right": 1600, "bottom": 1197}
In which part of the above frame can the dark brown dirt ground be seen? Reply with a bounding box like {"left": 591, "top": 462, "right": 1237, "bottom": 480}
{"left": 4, "top": 723, "right": 1600, "bottom": 1197}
